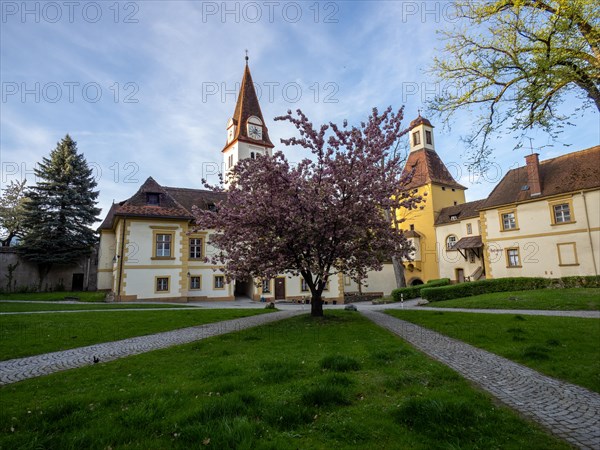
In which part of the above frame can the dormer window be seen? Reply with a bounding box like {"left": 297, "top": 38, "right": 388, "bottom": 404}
{"left": 450, "top": 215, "right": 458, "bottom": 221}
{"left": 147, "top": 193, "right": 160, "bottom": 205}
{"left": 208, "top": 203, "right": 217, "bottom": 212}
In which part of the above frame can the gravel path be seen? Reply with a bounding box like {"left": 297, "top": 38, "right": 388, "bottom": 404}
{"left": 361, "top": 310, "right": 600, "bottom": 450}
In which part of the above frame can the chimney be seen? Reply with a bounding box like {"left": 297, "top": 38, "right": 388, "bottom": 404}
{"left": 525, "top": 153, "right": 542, "bottom": 196}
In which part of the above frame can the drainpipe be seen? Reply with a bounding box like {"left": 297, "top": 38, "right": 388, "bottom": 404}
{"left": 581, "top": 191, "right": 598, "bottom": 276}
{"left": 116, "top": 217, "right": 127, "bottom": 301}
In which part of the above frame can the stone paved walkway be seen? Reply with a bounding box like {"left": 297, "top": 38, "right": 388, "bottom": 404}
{"left": 361, "top": 310, "right": 600, "bottom": 450}
{"left": 416, "top": 306, "right": 600, "bottom": 318}
{"left": 0, "top": 310, "right": 302, "bottom": 386}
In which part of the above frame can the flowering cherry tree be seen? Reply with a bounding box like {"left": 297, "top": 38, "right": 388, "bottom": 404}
{"left": 194, "top": 107, "right": 423, "bottom": 317}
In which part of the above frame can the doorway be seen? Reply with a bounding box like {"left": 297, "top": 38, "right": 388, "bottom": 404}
{"left": 72, "top": 273, "right": 84, "bottom": 291}
{"left": 274, "top": 277, "right": 286, "bottom": 300}
{"left": 456, "top": 268, "right": 465, "bottom": 283}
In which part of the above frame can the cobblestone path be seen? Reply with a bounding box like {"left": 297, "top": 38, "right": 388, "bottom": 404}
{"left": 0, "top": 310, "right": 302, "bottom": 386}
{"left": 361, "top": 310, "right": 600, "bottom": 450}
{"left": 416, "top": 306, "right": 600, "bottom": 318}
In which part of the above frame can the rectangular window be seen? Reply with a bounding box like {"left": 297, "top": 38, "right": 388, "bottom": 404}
{"left": 469, "top": 252, "right": 475, "bottom": 263}
{"left": 446, "top": 235, "right": 457, "bottom": 250}
{"left": 189, "top": 238, "right": 203, "bottom": 259}
{"left": 553, "top": 203, "right": 571, "bottom": 224}
{"left": 412, "top": 131, "right": 421, "bottom": 146}
{"left": 156, "top": 277, "right": 169, "bottom": 292}
{"left": 190, "top": 276, "right": 201, "bottom": 290}
{"left": 262, "top": 279, "right": 271, "bottom": 293}
{"left": 506, "top": 248, "right": 521, "bottom": 267}
{"left": 466, "top": 223, "right": 472, "bottom": 235}
{"left": 301, "top": 279, "right": 309, "bottom": 292}
{"left": 501, "top": 212, "right": 517, "bottom": 230}
{"left": 344, "top": 275, "right": 351, "bottom": 286}
{"left": 425, "top": 130, "right": 432, "bottom": 145}
{"left": 156, "top": 234, "right": 172, "bottom": 257}
{"left": 214, "top": 275, "right": 225, "bottom": 289}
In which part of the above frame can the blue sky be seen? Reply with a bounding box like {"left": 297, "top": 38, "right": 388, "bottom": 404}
{"left": 2, "top": 1, "right": 599, "bottom": 223}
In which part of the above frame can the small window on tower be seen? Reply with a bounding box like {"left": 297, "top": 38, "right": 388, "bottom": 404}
{"left": 251, "top": 152, "right": 255, "bottom": 159}
{"left": 412, "top": 131, "right": 421, "bottom": 146}
{"left": 147, "top": 193, "right": 160, "bottom": 205}
{"left": 425, "top": 130, "right": 432, "bottom": 145}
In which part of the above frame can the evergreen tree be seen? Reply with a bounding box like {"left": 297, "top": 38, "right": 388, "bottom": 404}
{"left": 19, "top": 135, "right": 100, "bottom": 283}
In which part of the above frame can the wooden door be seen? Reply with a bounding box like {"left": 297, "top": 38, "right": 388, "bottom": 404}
{"left": 275, "top": 277, "right": 286, "bottom": 300}
{"left": 456, "top": 269, "right": 465, "bottom": 283}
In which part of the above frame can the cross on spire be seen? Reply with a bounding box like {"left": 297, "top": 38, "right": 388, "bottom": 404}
{"left": 245, "top": 49, "right": 249, "bottom": 64}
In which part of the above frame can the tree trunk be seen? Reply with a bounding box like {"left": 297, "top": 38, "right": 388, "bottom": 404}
{"left": 311, "top": 293, "right": 324, "bottom": 317}
{"left": 391, "top": 255, "right": 406, "bottom": 288}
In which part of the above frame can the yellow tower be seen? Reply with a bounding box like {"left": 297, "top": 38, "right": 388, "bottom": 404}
{"left": 399, "top": 115, "right": 466, "bottom": 285}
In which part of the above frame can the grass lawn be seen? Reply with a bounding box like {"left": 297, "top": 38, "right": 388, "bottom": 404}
{"left": 0, "top": 291, "right": 106, "bottom": 302}
{"left": 387, "top": 310, "right": 600, "bottom": 393}
{"left": 427, "top": 288, "right": 600, "bottom": 310}
{"left": 0, "top": 309, "right": 272, "bottom": 361}
{"left": 0, "top": 312, "right": 567, "bottom": 449}
{"left": 0, "top": 302, "right": 193, "bottom": 313}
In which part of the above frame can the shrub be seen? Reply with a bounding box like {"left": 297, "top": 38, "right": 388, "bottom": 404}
{"left": 391, "top": 278, "right": 450, "bottom": 301}
{"left": 423, "top": 276, "right": 600, "bottom": 302}
{"left": 421, "top": 277, "right": 551, "bottom": 302}
{"left": 560, "top": 275, "right": 600, "bottom": 288}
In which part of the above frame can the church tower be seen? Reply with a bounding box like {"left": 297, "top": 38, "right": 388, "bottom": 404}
{"left": 399, "top": 114, "right": 467, "bottom": 284}
{"left": 222, "top": 57, "right": 275, "bottom": 187}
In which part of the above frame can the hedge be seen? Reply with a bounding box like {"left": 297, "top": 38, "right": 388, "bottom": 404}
{"left": 421, "top": 276, "right": 600, "bottom": 302}
{"left": 391, "top": 278, "right": 451, "bottom": 302}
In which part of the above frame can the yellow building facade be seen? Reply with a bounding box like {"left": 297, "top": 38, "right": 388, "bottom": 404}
{"left": 398, "top": 116, "right": 466, "bottom": 285}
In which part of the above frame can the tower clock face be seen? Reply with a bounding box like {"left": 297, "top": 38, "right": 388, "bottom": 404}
{"left": 248, "top": 124, "right": 262, "bottom": 140}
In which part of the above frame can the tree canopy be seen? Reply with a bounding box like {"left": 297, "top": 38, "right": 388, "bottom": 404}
{"left": 19, "top": 135, "right": 100, "bottom": 280}
{"left": 429, "top": 0, "right": 600, "bottom": 168}
{"left": 193, "top": 107, "right": 422, "bottom": 317}
{"left": 0, "top": 179, "right": 28, "bottom": 247}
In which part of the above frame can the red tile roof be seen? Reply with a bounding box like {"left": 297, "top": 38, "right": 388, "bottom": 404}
{"left": 435, "top": 199, "right": 486, "bottom": 225}
{"left": 480, "top": 146, "right": 600, "bottom": 210}
{"left": 402, "top": 148, "right": 466, "bottom": 190}
{"left": 98, "top": 177, "right": 226, "bottom": 230}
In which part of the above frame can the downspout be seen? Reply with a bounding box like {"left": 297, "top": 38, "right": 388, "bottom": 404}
{"left": 117, "top": 217, "right": 127, "bottom": 301}
{"left": 581, "top": 191, "right": 598, "bottom": 276}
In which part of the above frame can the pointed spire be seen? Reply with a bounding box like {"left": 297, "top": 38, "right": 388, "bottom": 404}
{"left": 223, "top": 60, "right": 274, "bottom": 151}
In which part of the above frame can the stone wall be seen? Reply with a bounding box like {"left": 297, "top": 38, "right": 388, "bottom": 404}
{"left": 0, "top": 247, "right": 98, "bottom": 293}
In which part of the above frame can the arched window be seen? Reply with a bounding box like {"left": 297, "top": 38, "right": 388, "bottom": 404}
{"left": 446, "top": 235, "right": 457, "bottom": 250}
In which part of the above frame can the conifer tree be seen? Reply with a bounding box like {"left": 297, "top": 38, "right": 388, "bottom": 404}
{"left": 19, "top": 135, "right": 100, "bottom": 285}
